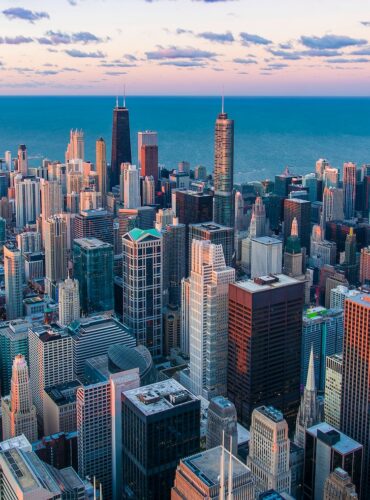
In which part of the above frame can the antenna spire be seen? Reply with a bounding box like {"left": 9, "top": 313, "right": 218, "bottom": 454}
{"left": 115, "top": 96, "right": 118, "bottom": 108}
{"left": 123, "top": 84, "right": 126, "bottom": 108}
{"left": 221, "top": 86, "right": 224, "bottom": 114}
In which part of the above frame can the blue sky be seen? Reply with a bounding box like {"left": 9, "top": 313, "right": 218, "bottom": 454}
{"left": 1, "top": 0, "right": 370, "bottom": 95}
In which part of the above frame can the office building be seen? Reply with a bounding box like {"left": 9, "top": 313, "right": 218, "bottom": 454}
{"left": 324, "top": 353, "right": 342, "bottom": 429}
{"left": 65, "top": 128, "right": 84, "bottom": 161}
{"left": 343, "top": 162, "right": 356, "bottom": 219}
{"left": 341, "top": 228, "right": 358, "bottom": 285}
{"left": 66, "top": 171, "right": 83, "bottom": 194}
{"left": 174, "top": 189, "right": 213, "bottom": 226}
{"left": 138, "top": 130, "right": 158, "bottom": 168}
{"left": 142, "top": 175, "right": 156, "bottom": 205}
{"left": 1, "top": 354, "right": 38, "bottom": 443}
{"left": 0, "top": 319, "right": 30, "bottom": 396}
{"left": 73, "top": 238, "right": 114, "bottom": 315}
{"left": 58, "top": 277, "right": 80, "bottom": 327}
{"left": 122, "top": 379, "right": 201, "bottom": 500}
{"left": 43, "top": 380, "right": 80, "bottom": 436}
{"left": 29, "top": 323, "right": 74, "bottom": 422}
{"left": 188, "top": 222, "right": 234, "bottom": 269}
{"left": 316, "top": 159, "right": 329, "bottom": 180}
{"left": 44, "top": 215, "right": 67, "bottom": 299}
{"left": 310, "top": 226, "right": 337, "bottom": 269}
{"left": 96, "top": 137, "right": 107, "bottom": 200}
{"left": 206, "top": 396, "right": 238, "bottom": 455}
{"left": 213, "top": 104, "right": 234, "bottom": 227}
{"left": 302, "top": 172, "right": 318, "bottom": 202}
{"left": 228, "top": 275, "right": 304, "bottom": 427}
{"left": 359, "top": 245, "right": 370, "bottom": 284}
{"left": 16, "top": 231, "right": 41, "bottom": 254}
{"left": 4, "top": 244, "right": 23, "bottom": 321}
{"left": 122, "top": 228, "right": 163, "bottom": 358}
{"left": 5, "top": 150, "right": 12, "bottom": 170}
{"left": 189, "top": 240, "right": 235, "bottom": 398}
{"left": 323, "top": 166, "right": 339, "bottom": 188}
{"left": 324, "top": 468, "right": 358, "bottom": 500}
{"left": 294, "top": 348, "right": 321, "bottom": 449}
{"left": 40, "top": 179, "right": 63, "bottom": 239}
{"left": 247, "top": 406, "right": 291, "bottom": 495}
{"left": 17, "top": 144, "right": 28, "bottom": 176}
{"left": 341, "top": 293, "right": 370, "bottom": 495}
{"left": 303, "top": 423, "right": 363, "bottom": 499}
{"left": 24, "top": 252, "right": 44, "bottom": 282}
{"left": 172, "top": 445, "right": 255, "bottom": 500}
{"left": 123, "top": 164, "right": 141, "bottom": 208}
{"left": 301, "top": 307, "right": 343, "bottom": 392}
{"left": 195, "top": 164, "right": 207, "bottom": 180}
{"left": 322, "top": 187, "right": 344, "bottom": 234}
{"left": 15, "top": 176, "right": 41, "bottom": 229}
{"left": 79, "top": 187, "right": 102, "bottom": 211}
{"left": 74, "top": 208, "right": 114, "bottom": 245}
{"left": 111, "top": 99, "right": 132, "bottom": 188}
{"left": 180, "top": 277, "right": 190, "bottom": 355}
{"left": 251, "top": 236, "right": 282, "bottom": 278}
{"left": 283, "top": 217, "right": 303, "bottom": 277}
{"left": 140, "top": 145, "right": 159, "bottom": 184}
{"left": 275, "top": 166, "right": 293, "bottom": 198}
{"left": 284, "top": 198, "right": 311, "bottom": 253}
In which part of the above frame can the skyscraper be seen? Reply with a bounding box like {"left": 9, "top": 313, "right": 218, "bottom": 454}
{"left": 14, "top": 176, "right": 41, "bottom": 229}
{"left": 111, "top": 99, "right": 132, "bottom": 188}
{"left": 122, "top": 228, "right": 163, "bottom": 357}
{"left": 342, "top": 227, "right": 358, "bottom": 285}
{"left": 44, "top": 215, "right": 67, "bottom": 299}
{"left": 284, "top": 198, "right": 311, "bottom": 253}
{"left": 250, "top": 236, "right": 283, "bottom": 278}
{"left": 1, "top": 354, "right": 38, "bottom": 443}
{"left": 142, "top": 175, "right": 156, "bottom": 205}
{"left": 16, "top": 231, "right": 41, "bottom": 254}
{"left": 138, "top": 130, "right": 158, "bottom": 169}
{"left": 341, "top": 293, "right": 370, "bottom": 496}
{"left": 73, "top": 237, "right": 114, "bottom": 315}
{"left": 283, "top": 217, "right": 303, "bottom": 277}
{"left": 96, "top": 137, "right": 107, "bottom": 201}
{"left": 213, "top": 102, "right": 234, "bottom": 227}
{"left": 228, "top": 274, "right": 304, "bottom": 427}
{"left": 40, "top": 179, "right": 63, "bottom": 241}
{"left": 324, "top": 353, "right": 342, "bottom": 429}
{"left": 74, "top": 208, "right": 114, "bottom": 245}
{"left": 189, "top": 240, "right": 235, "bottom": 398}
{"left": 247, "top": 406, "right": 291, "bottom": 495}
{"left": 360, "top": 246, "right": 370, "bottom": 284}
{"left": 65, "top": 129, "right": 84, "bottom": 162}
{"left": 17, "top": 144, "right": 28, "bottom": 176}
{"left": 140, "top": 144, "right": 159, "bottom": 183}
{"left": 188, "top": 222, "right": 234, "bottom": 269}
{"left": 343, "top": 162, "right": 356, "bottom": 219}
{"left": 4, "top": 244, "right": 23, "bottom": 321}
{"left": 58, "top": 277, "right": 80, "bottom": 327}
{"left": 324, "top": 468, "right": 358, "bottom": 499}
{"left": 123, "top": 164, "right": 141, "bottom": 208}
{"left": 206, "top": 396, "right": 238, "bottom": 455}
{"left": 322, "top": 187, "right": 344, "bottom": 235}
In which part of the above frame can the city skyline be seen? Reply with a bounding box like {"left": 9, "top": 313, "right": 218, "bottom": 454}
{"left": 0, "top": 0, "right": 370, "bottom": 95}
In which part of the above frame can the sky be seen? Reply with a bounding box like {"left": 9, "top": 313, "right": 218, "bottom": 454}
{"left": 1, "top": 0, "right": 370, "bottom": 95}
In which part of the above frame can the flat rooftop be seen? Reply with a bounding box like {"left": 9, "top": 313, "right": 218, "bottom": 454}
{"left": 190, "top": 222, "right": 232, "bottom": 231}
{"left": 252, "top": 236, "right": 282, "bottom": 245}
{"left": 123, "top": 379, "right": 198, "bottom": 416}
{"left": 44, "top": 380, "right": 80, "bottom": 406}
{"left": 345, "top": 292, "right": 370, "bottom": 309}
{"left": 74, "top": 237, "right": 111, "bottom": 249}
{"left": 30, "top": 323, "right": 69, "bottom": 343}
{"left": 235, "top": 274, "right": 299, "bottom": 293}
{"left": 307, "top": 422, "right": 362, "bottom": 454}
{"left": 257, "top": 405, "right": 284, "bottom": 423}
{"left": 182, "top": 446, "right": 251, "bottom": 488}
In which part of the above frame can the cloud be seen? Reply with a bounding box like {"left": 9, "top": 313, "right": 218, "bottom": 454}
{"left": 38, "top": 30, "right": 103, "bottom": 45}
{"left": 106, "top": 71, "right": 128, "bottom": 75}
{"left": 360, "top": 21, "right": 370, "bottom": 27}
{"left": 35, "top": 70, "right": 59, "bottom": 75}
{"left": 240, "top": 32, "right": 271, "bottom": 45}
{"left": 65, "top": 49, "right": 105, "bottom": 58}
{"left": 159, "top": 60, "right": 206, "bottom": 67}
{"left": 123, "top": 54, "right": 138, "bottom": 62}
{"left": 233, "top": 57, "right": 257, "bottom": 64}
{"left": 2, "top": 7, "right": 49, "bottom": 23}
{"left": 100, "top": 62, "right": 136, "bottom": 67}
{"left": 351, "top": 47, "right": 370, "bottom": 55}
{"left": 300, "top": 34, "right": 367, "bottom": 49}
{"left": 269, "top": 49, "right": 301, "bottom": 60}
{"left": 327, "top": 57, "right": 370, "bottom": 63}
{"left": 176, "top": 28, "right": 194, "bottom": 35}
{"left": 263, "top": 63, "right": 289, "bottom": 70}
{"left": 62, "top": 67, "right": 81, "bottom": 72}
{"left": 0, "top": 36, "right": 33, "bottom": 44}
{"left": 301, "top": 49, "right": 342, "bottom": 57}
{"left": 198, "top": 31, "right": 234, "bottom": 43}
{"left": 146, "top": 46, "right": 216, "bottom": 60}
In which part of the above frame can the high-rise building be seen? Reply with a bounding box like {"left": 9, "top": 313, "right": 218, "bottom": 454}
{"left": 324, "top": 353, "right": 342, "bottom": 429}
{"left": 303, "top": 423, "right": 363, "bottom": 499}
{"left": 228, "top": 274, "right": 304, "bottom": 427}
{"left": 73, "top": 237, "right": 114, "bottom": 315}
{"left": 141, "top": 145, "right": 159, "bottom": 184}
{"left": 283, "top": 217, "right": 303, "bottom": 277}
{"left": 194, "top": 164, "right": 207, "bottom": 180}
{"left": 4, "top": 244, "right": 23, "bottom": 321}
{"left": 44, "top": 215, "right": 67, "bottom": 299}
{"left": 16, "top": 231, "right": 41, "bottom": 254}
{"left": 294, "top": 347, "right": 322, "bottom": 448}
{"left": 189, "top": 240, "right": 235, "bottom": 398}
{"left": 180, "top": 277, "right": 190, "bottom": 355}
{"left": 342, "top": 228, "right": 358, "bottom": 285}
{"left": 213, "top": 104, "right": 234, "bottom": 227}
{"left": 17, "top": 144, "right": 28, "bottom": 176}
{"left": 142, "top": 175, "right": 156, "bottom": 205}
{"left": 65, "top": 129, "right": 84, "bottom": 162}
{"left": 172, "top": 445, "right": 255, "bottom": 500}
{"left": 274, "top": 166, "right": 293, "bottom": 198}
{"left": 58, "top": 277, "right": 80, "bottom": 327}
{"left": 341, "top": 293, "right": 370, "bottom": 495}
{"left": 206, "top": 396, "right": 238, "bottom": 455}
{"left": 15, "top": 176, "right": 41, "bottom": 229}
{"left": 247, "top": 406, "right": 291, "bottom": 495}
{"left": 29, "top": 323, "right": 74, "bottom": 423}
{"left": 316, "top": 159, "right": 330, "bottom": 180}
{"left": 323, "top": 166, "right": 339, "bottom": 188}
{"left": 322, "top": 187, "right": 344, "bottom": 234}
{"left": 1, "top": 354, "right": 38, "bottom": 443}
{"left": 96, "top": 137, "right": 107, "bottom": 200}
{"left": 5, "top": 150, "right": 12, "bottom": 171}
{"left": 188, "top": 222, "right": 234, "bottom": 269}
{"left": 138, "top": 130, "right": 158, "bottom": 169}
{"left": 111, "top": 99, "right": 132, "bottom": 188}
{"left": 343, "top": 162, "right": 356, "bottom": 219}
{"left": 40, "top": 179, "right": 63, "bottom": 238}
{"left": 123, "top": 164, "right": 141, "bottom": 208}
{"left": 43, "top": 380, "right": 80, "bottom": 435}
{"left": 174, "top": 189, "right": 213, "bottom": 226}
{"left": 302, "top": 172, "right": 318, "bottom": 202}
{"left": 122, "top": 379, "right": 200, "bottom": 500}
{"left": 74, "top": 208, "right": 114, "bottom": 245}
{"left": 284, "top": 198, "right": 311, "bottom": 253}
{"left": 250, "top": 236, "right": 283, "bottom": 278}
{"left": 301, "top": 306, "right": 343, "bottom": 392}
{"left": 359, "top": 245, "right": 370, "bottom": 284}
{"left": 79, "top": 187, "right": 102, "bottom": 211}
{"left": 122, "top": 228, "right": 163, "bottom": 358}
{"left": 324, "top": 468, "right": 358, "bottom": 500}
{"left": 253, "top": 196, "right": 268, "bottom": 236}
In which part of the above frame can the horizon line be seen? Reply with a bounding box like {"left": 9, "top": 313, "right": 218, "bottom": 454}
{"left": 1, "top": 94, "right": 370, "bottom": 98}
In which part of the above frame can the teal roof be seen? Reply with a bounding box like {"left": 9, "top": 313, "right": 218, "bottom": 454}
{"left": 129, "top": 228, "right": 161, "bottom": 241}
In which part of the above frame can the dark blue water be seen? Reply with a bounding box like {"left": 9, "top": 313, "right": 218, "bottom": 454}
{"left": 1, "top": 96, "right": 370, "bottom": 183}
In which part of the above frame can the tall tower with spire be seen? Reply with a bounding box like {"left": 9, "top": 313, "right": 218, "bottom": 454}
{"left": 1, "top": 354, "right": 38, "bottom": 443}
{"left": 213, "top": 98, "right": 234, "bottom": 227}
{"left": 284, "top": 217, "right": 303, "bottom": 277}
{"left": 253, "top": 196, "right": 267, "bottom": 237}
{"left": 111, "top": 96, "right": 132, "bottom": 189}
{"left": 294, "top": 347, "right": 322, "bottom": 448}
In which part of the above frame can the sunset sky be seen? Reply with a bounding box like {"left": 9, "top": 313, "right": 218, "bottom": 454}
{"left": 1, "top": 0, "right": 370, "bottom": 95}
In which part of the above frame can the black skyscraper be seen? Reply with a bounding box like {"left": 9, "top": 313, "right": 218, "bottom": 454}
{"left": 111, "top": 100, "right": 132, "bottom": 188}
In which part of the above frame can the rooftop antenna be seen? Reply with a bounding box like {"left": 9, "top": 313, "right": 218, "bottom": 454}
{"left": 123, "top": 84, "right": 126, "bottom": 108}
{"left": 221, "top": 85, "right": 225, "bottom": 114}
{"left": 227, "top": 437, "right": 233, "bottom": 500}
{"left": 99, "top": 482, "right": 103, "bottom": 500}
{"left": 116, "top": 96, "right": 119, "bottom": 108}
{"left": 93, "top": 477, "right": 96, "bottom": 500}
{"left": 220, "top": 431, "right": 225, "bottom": 500}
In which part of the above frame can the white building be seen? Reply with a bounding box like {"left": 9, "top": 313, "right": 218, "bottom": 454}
{"left": 123, "top": 164, "right": 141, "bottom": 209}
{"left": 4, "top": 244, "right": 23, "bottom": 321}
{"left": 40, "top": 179, "right": 63, "bottom": 240}
{"left": 324, "top": 353, "right": 342, "bottom": 429}
{"left": 251, "top": 236, "right": 282, "bottom": 279}
{"left": 15, "top": 176, "right": 40, "bottom": 229}
{"left": 142, "top": 175, "right": 155, "bottom": 205}
{"left": 17, "top": 145, "right": 28, "bottom": 176}
{"left": 329, "top": 285, "right": 361, "bottom": 310}
{"left": 58, "top": 277, "right": 80, "bottom": 326}
{"left": 188, "top": 239, "right": 235, "bottom": 399}
{"left": 44, "top": 215, "right": 67, "bottom": 299}
{"left": 16, "top": 231, "right": 41, "bottom": 254}
{"left": 65, "top": 129, "right": 84, "bottom": 162}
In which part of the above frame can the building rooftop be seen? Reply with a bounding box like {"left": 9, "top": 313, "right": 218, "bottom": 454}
{"left": 189, "top": 222, "right": 232, "bottom": 231}
{"left": 252, "top": 236, "right": 282, "bottom": 245}
{"left": 345, "top": 292, "right": 370, "bottom": 309}
{"left": 235, "top": 274, "right": 300, "bottom": 293}
{"left": 128, "top": 228, "right": 161, "bottom": 241}
{"left": 74, "top": 237, "right": 112, "bottom": 249}
{"left": 307, "top": 422, "right": 363, "bottom": 454}
{"left": 44, "top": 380, "right": 80, "bottom": 406}
{"left": 79, "top": 208, "right": 110, "bottom": 217}
{"left": 182, "top": 446, "right": 252, "bottom": 488}
{"left": 257, "top": 405, "right": 284, "bottom": 423}
{"left": 0, "top": 435, "right": 31, "bottom": 453}
{"left": 123, "top": 379, "right": 198, "bottom": 416}
{"left": 285, "top": 198, "right": 310, "bottom": 204}
{"left": 30, "top": 323, "right": 69, "bottom": 343}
